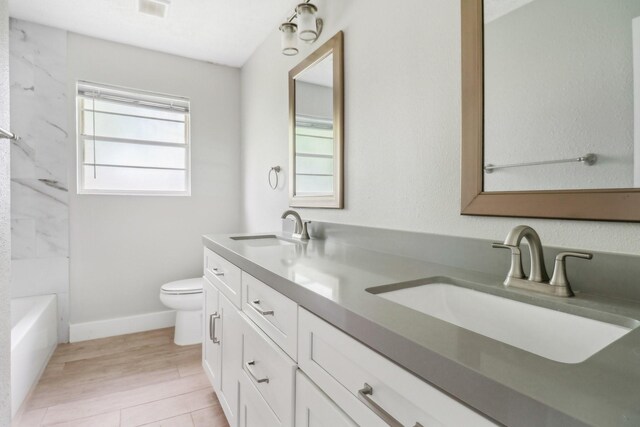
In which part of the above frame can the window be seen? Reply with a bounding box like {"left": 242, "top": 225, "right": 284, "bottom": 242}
{"left": 295, "top": 115, "right": 334, "bottom": 196}
{"left": 77, "top": 81, "right": 191, "bottom": 195}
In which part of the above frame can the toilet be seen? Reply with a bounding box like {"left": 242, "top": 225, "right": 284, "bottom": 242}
{"left": 159, "top": 278, "right": 203, "bottom": 345}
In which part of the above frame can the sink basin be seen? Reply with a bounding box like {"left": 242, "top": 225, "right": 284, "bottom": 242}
{"left": 369, "top": 281, "right": 634, "bottom": 364}
{"left": 230, "top": 234, "right": 297, "bottom": 247}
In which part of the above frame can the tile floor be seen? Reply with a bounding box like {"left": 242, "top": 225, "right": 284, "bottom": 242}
{"left": 13, "top": 328, "right": 229, "bottom": 427}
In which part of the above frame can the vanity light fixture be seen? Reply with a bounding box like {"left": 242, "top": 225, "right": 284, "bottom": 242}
{"left": 278, "top": 1, "right": 323, "bottom": 56}
{"left": 296, "top": 3, "right": 319, "bottom": 42}
{"left": 279, "top": 23, "right": 299, "bottom": 56}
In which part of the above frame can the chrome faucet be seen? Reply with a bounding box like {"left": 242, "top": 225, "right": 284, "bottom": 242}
{"left": 281, "top": 210, "right": 310, "bottom": 240}
{"left": 492, "top": 225, "right": 592, "bottom": 297}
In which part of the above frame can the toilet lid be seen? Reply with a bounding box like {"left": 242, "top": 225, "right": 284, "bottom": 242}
{"left": 161, "top": 278, "right": 203, "bottom": 295}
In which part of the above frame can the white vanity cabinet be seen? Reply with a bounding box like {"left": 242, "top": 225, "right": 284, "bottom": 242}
{"left": 203, "top": 246, "right": 496, "bottom": 427}
{"left": 203, "top": 277, "right": 221, "bottom": 389}
{"left": 203, "top": 249, "right": 244, "bottom": 427}
{"left": 242, "top": 272, "right": 298, "bottom": 360}
{"left": 238, "top": 369, "right": 283, "bottom": 427}
{"left": 217, "top": 292, "right": 242, "bottom": 426}
{"left": 295, "top": 371, "right": 356, "bottom": 427}
{"left": 298, "top": 308, "right": 497, "bottom": 427}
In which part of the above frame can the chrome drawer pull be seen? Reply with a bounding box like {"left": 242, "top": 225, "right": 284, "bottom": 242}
{"left": 358, "top": 383, "right": 403, "bottom": 427}
{"left": 211, "top": 267, "right": 224, "bottom": 276}
{"left": 245, "top": 360, "right": 269, "bottom": 384}
{"left": 209, "top": 312, "right": 220, "bottom": 344}
{"left": 250, "top": 299, "right": 274, "bottom": 316}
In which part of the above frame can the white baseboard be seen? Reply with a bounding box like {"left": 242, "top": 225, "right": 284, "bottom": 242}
{"left": 69, "top": 310, "right": 176, "bottom": 343}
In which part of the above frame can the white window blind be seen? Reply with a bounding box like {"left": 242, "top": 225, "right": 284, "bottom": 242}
{"left": 77, "top": 81, "right": 191, "bottom": 195}
{"left": 295, "top": 115, "right": 334, "bottom": 196}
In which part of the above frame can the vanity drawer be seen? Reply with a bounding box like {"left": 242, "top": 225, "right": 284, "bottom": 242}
{"left": 239, "top": 369, "right": 282, "bottom": 427}
{"left": 295, "top": 370, "right": 356, "bottom": 427}
{"left": 298, "top": 308, "right": 497, "bottom": 427}
{"left": 204, "top": 248, "right": 242, "bottom": 309}
{"left": 242, "top": 272, "right": 298, "bottom": 360}
{"left": 241, "top": 313, "right": 296, "bottom": 427}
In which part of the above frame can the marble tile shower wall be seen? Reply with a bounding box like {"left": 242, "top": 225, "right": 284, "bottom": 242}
{"left": 9, "top": 19, "right": 69, "bottom": 342}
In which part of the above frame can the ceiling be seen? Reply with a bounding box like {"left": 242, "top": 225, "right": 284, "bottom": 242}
{"left": 8, "top": 0, "right": 299, "bottom": 67}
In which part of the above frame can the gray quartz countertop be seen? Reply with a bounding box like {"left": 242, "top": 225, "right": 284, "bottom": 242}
{"left": 203, "top": 232, "right": 640, "bottom": 427}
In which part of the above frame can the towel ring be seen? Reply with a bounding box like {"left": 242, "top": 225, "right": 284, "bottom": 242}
{"left": 268, "top": 166, "right": 281, "bottom": 190}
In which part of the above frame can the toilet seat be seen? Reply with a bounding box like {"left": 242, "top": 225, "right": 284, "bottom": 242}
{"left": 161, "top": 278, "right": 203, "bottom": 295}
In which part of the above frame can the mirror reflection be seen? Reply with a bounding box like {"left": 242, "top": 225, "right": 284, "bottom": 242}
{"left": 294, "top": 53, "right": 334, "bottom": 196}
{"left": 484, "top": 0, "right": 640, "bottom": 191}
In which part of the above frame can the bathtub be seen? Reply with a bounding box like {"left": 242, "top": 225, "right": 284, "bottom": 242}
{"left": 11, "top": 295, "right": 58, "bottom": 416}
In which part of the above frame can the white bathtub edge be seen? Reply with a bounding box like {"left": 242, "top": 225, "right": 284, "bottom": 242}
{"left": 11, "top": 295, "right": 58, "bottom": 417}
{"left": 69, "top": 310, "right": 176, "bottom": 342}
{"left": 12, "top": 343, "right": 56, "bottom": 422}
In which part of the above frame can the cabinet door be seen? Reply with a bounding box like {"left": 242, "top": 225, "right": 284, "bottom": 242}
{"left": 295, "top": 371, "right": 356, "bottom": 427}
{"left": 203, "top": 277, "right": 221, "bottom": 390}
{"left": 218, "top": 293, "right": 243, "bottom": 427}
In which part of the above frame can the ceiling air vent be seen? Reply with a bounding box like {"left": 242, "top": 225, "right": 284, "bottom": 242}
{"left": 138, "top": 0, "right": 170, "bottom": 18}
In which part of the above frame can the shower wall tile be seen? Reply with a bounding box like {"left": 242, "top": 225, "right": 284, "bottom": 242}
{"left": 10, "top": 19, "right": 68, "bottom": 186}
{"left": 9, "top": 19, "right": 68, "bottom": 261}
{"left": 11, "top": 257, "right": 69, "bottom": 298}
{"left": 10, "top": 218, "right": 36, "bottom": 259}
{"left": 10, "top": 19, "right": 69, "bottom": 342}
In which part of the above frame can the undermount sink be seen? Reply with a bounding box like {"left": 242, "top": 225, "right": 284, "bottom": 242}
{"left": 368, "top": 280, "right": 635, "bottom": 364}
{"left": 230, "top": 234, "right": 297, "bottom": 247}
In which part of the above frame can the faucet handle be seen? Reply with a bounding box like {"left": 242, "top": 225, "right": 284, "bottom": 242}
{"left": 555, "top": 251, "right": 593, "bottom": 261}
{"left": 549, "top": 251, "right": 593, "bottom": 294}
{"left": 492, "top": 243, "right": 524, "bottom": 279}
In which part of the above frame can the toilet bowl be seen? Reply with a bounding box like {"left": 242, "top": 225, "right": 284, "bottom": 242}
{"left": 160, "top": 278, "right": 203, "bottom": 346}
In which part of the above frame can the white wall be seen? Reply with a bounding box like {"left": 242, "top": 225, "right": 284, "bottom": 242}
{"left": 241, "top": 0, "right": 640, "bottom": 255}
{"left": 0, "top": 0, "right": 10, "bottom": 422}
{"left": 484, "top": 0, "right": 640, "bottom": 191}
{"left": 67, "top": 34, "right": 242, "bottom": 328}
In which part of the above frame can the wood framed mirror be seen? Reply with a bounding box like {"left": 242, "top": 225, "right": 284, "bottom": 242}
{"left": 461, "top": 0, "right": 640, "bottom": 222}
{"left": 289, "top": 31, "right": 344, "bottom": 209}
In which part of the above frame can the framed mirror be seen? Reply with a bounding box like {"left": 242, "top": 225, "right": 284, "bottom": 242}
{"left": 289, "top": 31, "right": 344, "bottom": 208}
{"left": 461, "top": 0, "right": 640, "bottom": 221}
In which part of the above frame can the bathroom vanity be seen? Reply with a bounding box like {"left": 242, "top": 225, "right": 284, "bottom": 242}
{"left": 201, "top": 225, "right": 640, "bottom": 427}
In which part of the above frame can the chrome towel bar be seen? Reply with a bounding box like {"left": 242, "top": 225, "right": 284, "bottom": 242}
{"left": 484, "top": 153, "right": 597, "bottom": 174}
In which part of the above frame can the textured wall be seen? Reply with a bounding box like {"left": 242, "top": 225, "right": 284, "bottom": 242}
{"left": 241, "top": 0, "right": 640, "bottom": 255}
{"left": 67, "top": 33, "right": 242, "bottom": 325}
{"left": 0, "top": 0, "right": 11, "bottom": 423}
{"left": 484, "top": 0, "right": 640, "bottom": 191}
{"left": 10, "top": 19, "right": 69, "bottom": 342}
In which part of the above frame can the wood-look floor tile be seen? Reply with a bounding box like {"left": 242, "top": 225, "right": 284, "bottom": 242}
{"left": 177, "top": 358, "right": 204, "bottom": 378}
{"left": 48, "top": 411, "right": 120, "bottom": 427}
{"left": 120, "top": 388, "right": 215, "bottom": 427}
{"left": 41, "top": 374, "right": 209, "bottom": 425}
{"left": 28, "top": 366, "right": 182, "bottom": 410}
{"left": 18, "top": 328, "right": 225, "bottom": 427}
{"left": 191, "top": 406, "right": 229, "bottom": 427}
{"left": 12, "top": 408, "right": 47, "bottom": 427}
{"left": 139, "top": 414, "right": 194, "bottom": 427}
